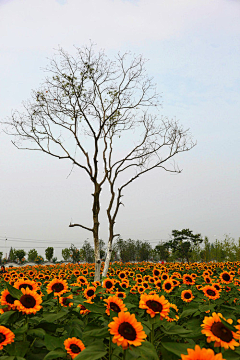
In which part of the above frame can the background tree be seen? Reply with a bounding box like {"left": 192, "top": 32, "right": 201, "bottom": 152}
{"left": 154, "top": 242, "right": 169, "bottom": 262}
{"left": 15, "top": 249, "right": 26, "bottom": 263}
{"left": 69, "top": 244, "right": 80, "bottom": 263}
{"left": 3, "top": 44, "right": 195, "bottom": 280}
{"left": 167, "top": 229, "right": 203, "bottom": 263}
{"left": 28, "top": 249, "right": 38, "bottom": 262}
{"left": 45, "top": 247, "right": 54, "bottom": 262}
{"left": 81, "top": 240, "right": 94, "bottom": 263}
{"left": 8, "top": 247, "right": 17, "bottom": 262}
{"left": 62, "top": 248, "right": 71, "bottom": 261}
{"left": 0, "top": 252, "right": 3, "bottom": 264}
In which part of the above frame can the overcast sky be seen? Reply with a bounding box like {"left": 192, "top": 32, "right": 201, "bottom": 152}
{"left": 0, "top": 0, "right": 239, "bottom": 260}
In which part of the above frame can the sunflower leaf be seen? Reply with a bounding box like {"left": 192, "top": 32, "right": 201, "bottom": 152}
{"left": 161, "top": 342, "right": 191, "bottom": 357}
{"left": 74, "top": 344, "right": 107, "bottom": 360}
{"left": 220, "top": 318, "right": 237, "bottom": 332}
{"left": 43, "top": 349, "right": 66, "bottom": 360}
{"left": 6, "top": 282, "right": 22, "bottom": 300}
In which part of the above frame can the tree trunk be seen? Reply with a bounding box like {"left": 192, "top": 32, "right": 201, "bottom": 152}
{"left": 102, "top": 226, "right": 114, "bottom": 278}
{"left": 93, "top": 183, "right": 101, "bottom": 281}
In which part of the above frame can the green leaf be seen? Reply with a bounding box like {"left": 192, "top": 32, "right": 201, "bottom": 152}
{"left": 13, "top": 324, "right": 28, "bottom": 335}
{"left": 180, "top": 308, "right": 198, "bottom": 318}
{"left": 220, "top": 318, "right": 237, "bottom": 332}
{"left": 6, "top": 341, "right": 30, "bottom": 357}
{"left": 82, "top": 327, "right": 109, "bottom": 339}
{"left": 79, "top": 302, "right": 105, "bottom": 314}
{"left": 74, "top": 345, "right": 107, "bottom": 360}
{"left": 41, "top": 310, "right": 67, "bottom": 322}
{"left": 27, "top": 328, "right": 46, "bottom": 339}
{"left": 128, "top": 341, "right": 159, "bottom": 360}
{"left": 161, "top": 324, "right": 192, "bottom": 336}
{"left": 44, "top": 334, "right": 64, "bottom": 351}
{"left": 161, "top": 342, "right": 192, "bottom": 357}
{"left": 0, "top": 310, "right": 15, "bottom": 324}
{"left": 223, "top": 350, "right": 240, "bottom": 360}
{"left": 6, "top": 282, "right": 22, "bottom": 300}
{"left": 198, "top": 304, "right": 215, "bottom": 313}
{"left": 43, "top": 349, "right": 66, "bottom": 360}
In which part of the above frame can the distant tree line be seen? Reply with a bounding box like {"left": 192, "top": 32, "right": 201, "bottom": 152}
{"left": 1, "top": 230, "right": 240, "bottom": 264}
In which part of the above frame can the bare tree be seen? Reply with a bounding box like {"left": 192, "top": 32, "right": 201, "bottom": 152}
{"left": 2, "top": 44, "right": 195, "bottom": 280}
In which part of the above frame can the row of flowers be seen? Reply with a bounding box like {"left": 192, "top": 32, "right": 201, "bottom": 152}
{"left": 0, "top": 261, "right": 240, "bottom": 359}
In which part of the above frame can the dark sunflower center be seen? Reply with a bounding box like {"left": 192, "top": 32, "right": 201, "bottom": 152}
{"left": 110, "top": 302, "right": 121, "bottom": 313}
{"left": 106, "top": 281, "right": 113, "bottom": 289}
{"left": 70, "top": 344, "right": 81, "bottom": 354}
{"left": 184, "top": 291, "right": 192, "bottom": 299}
{"left": 154, "top": 270, "right": 160, "bottom": 276}
{"left": 19, "top": 284, "right": 33, "bottom": 290}
{"left": 206, "top": 278, "right": 211, "bottom": 283}
{"left": 20, "top": 294, "right": 36, "bottom": 308}
{"left": 185, "top": 276, "right": 192, "bottom": 282}
{"left": 118, "top": 293, "right": 124, "bottom": 298}
{"left": 62, "top": 297, "right": 68, "bottom": 305}
{"left": 0, "top": 333, "right": 6, "bottom": 343}
{"left": 80, "top": 279, "right": 86, "bottom": 283}
{"left": 143, "top": 283, "right": 148, "bottom": 288}
{"left": 214, "top": 285, "right": 220, "bottom": 290}
{"left": 206, "top": 289, "right": 216, "bottom": 296}
{"left": 121, "top": 283, "right": 127, "bottom": 288}
{"left": 211, "top": 322, "right": 233, "bottom": 342}
{"left": 87, "top": 289, "right": 94, "bottom": 297}
{"left": 222, "top": 273, "right": 230, "bottom": 281}
{"left": 165, "top": 283, "right": 172, "bottom": 290}
{"left": 120, "top": 274, "right": 125, "bottom": 278}
{"left": 146, "top": 300, "right": 163, "bottom": 312}
{"left": 162, "top": 275, "right": 168, "bottom": 280}
{"left": 118, "top": 322, "right": 137, "bottom": 341}
{"left": 52, "top": 283, "right": 64, "bottom": 292}
{"left": 6, "top": 293, "right": 16, "bottom": 304}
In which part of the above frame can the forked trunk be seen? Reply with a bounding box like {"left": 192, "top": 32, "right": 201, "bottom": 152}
{"left": 93, "top": 183, "right": 101, "bottom": 282}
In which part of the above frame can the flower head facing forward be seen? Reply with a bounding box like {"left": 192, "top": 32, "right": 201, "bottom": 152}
{"left": 14, "top": 287, "right": 42, "bottom": 315}
{"left": 201, "top": 312, "right": 240, "bottom": 350}
{"left": 0, "top": 326, "right": 15, "bottom": 350}
{"left": 64, "top": 337, "right": 85, "bottom": 359}
{"left": 139, "top": 293, "right": 170, "bottom": 318}
{"left": 108, "top": 311, "right": 147, "bottom": 350}
{"left": 104, "top": 295, "right": 127, "bottom": 316}
{"left": 46, "top": 278, "right": 68, "bottom": 296}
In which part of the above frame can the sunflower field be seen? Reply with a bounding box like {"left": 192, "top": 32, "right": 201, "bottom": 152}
{"left": 1, "top": 261, "right": 240, "bottom": 360}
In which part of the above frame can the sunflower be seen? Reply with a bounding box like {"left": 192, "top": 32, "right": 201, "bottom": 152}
{"left": 64, "top": 337, "right": 85, "bottom": 359}
{"left": 115, "top": 291, "right": 126, "bottom": 299}
{"left": 154, "top": 280, "right": 162, "bottom": 290}
{"left": 202, "top": 286, "right": 220, "bottom": 300}
{"left": 219, "top": 272, "right": 233, "bottom": 284}
{"left": 77, "top": 302, "right": 90, "bottom": 315}
{"left": 182, "top": 274, "right": 195, "bottom": 285}
{"left": 103, "top": 278, "right": 115, "bottom": 292}
{"left": 46, "top": 278, "right": 68, "bottom": 296}
{"left": 201, "top": 312, "right": 240, "bottom": 350}
{"left": 137, "top": 286, "right": 145, "bottom": 294}
{"left": 77, "top": 276, "right": 88, "bottom": 286}
{"left": 118, "top": 271, "right": 127, "bottom": 280}
{"left": 181, "top": 290, "right": 194, "bottom": 303}
{"left": 180, "top": 344, "right": 226, "bottom": 360}
{"left": 166, "top": 303, "right": 179, "bottom": 322}
{"left": 153, "top": 268, "right": 161, "bottom": 277}
{"left": 84, "top": 286, "right": 96, "bottom": 300}
{"left": 108, "top": 311, "right": 147, "bottom": 350}
{"left": 139, "top": 293, "right": 170, "bottom": 319}
{"left": 104, "top": 295, "right": 128, "bottom": 315}
{"left": 14, "top": 288, "right": 42, "bottom": 315}
{"left": 0, "top": 326, "right": 15, "bottom": 350}
{"left": 161, "top": 273, "right": 169, "bottom": 281}
{"left": 59, "top": 295, "right": 73, "bottom": 307}
{"left": 14, "top": 279, "right": 38, "bottom": 292}
{"left": 0, "top": 289, "right": 17, "bottom": 309}
{"left": 162, "top": 279, "right": 174, "bottom": 293}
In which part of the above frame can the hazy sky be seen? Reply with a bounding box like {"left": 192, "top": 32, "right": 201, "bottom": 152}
{"left": 0, "top": 0, "right": 239, "bottom": 260}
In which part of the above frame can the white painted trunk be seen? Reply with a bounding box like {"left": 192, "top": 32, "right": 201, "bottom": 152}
{"left": 102, "top": 241, "right": 112, "bottom": 278}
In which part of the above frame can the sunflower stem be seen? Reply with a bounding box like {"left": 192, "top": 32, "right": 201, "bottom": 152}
{"left": 109, "top": 336, "right": 112, "bottom": 360}
{"left": 151, "top": 323, "right": 155, "bottom": 344}
{"left": 123, "top": 350, "right": 126, "bottom": 360}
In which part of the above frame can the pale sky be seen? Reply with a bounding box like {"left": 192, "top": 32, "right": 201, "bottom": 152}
{"left": 0, "top": 0, "right": 239, "bottom": 260}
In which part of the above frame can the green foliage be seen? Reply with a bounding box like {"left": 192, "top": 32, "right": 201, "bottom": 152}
{"left": 45, "top": 247, "right": 54, "bottom": 262}
{"left": 8, "top": 247, "right": 17, "bottom": 262}
{"left": 166, "top": 229, "right": 203, "bottom": 263}
{"left": 28, "top": 249, "right": 38, "bottom": 262}
{"left": 35, "top": 255, "right": 44, "bottom": 264}
{"left": 115, "top": 238, "right": 152, "bottom": 262}
{"left": 15, "top": 249, "right": 26, "bottom": 263}
{"left": 154, "top": 242, "right": 169, "bottom": 261}
{"left": 80, "top": 241, "right": 94, "bottom": 263}
{"left": 69, "top": 244, "right": 81, "bottom": 263}
{"left": 61, "top": 248, "right": 71, "bottom": 261}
